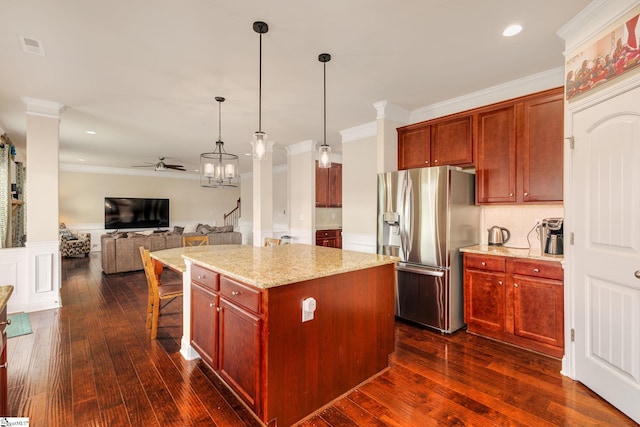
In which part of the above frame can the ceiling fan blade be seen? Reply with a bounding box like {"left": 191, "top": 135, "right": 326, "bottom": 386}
{"left": 131, "top": 165, "right": 154, "bottom": 168}
{"left": 166, "top": 165, "right": 186, "bottom": 171}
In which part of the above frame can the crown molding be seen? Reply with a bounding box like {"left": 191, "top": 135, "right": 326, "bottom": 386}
{"left": 286, "top": 139, "right": 316, "bottom": 156}
{"left": 558, "top": 0, "right": 638, "bottom": 52}
{"left": 59, "top": 162, "right": 199, "bottom": 180}
{"left": 21, "top": 97, "right": 65, "bottom": 118}
{"left": 410, "top": 67, "right": 564, "bottom": 123}
{"left": 373, "top": 100, "right": 411, "bottom": 124}
{"left": 340, "top": 121, "right": 376, "bottom": 143}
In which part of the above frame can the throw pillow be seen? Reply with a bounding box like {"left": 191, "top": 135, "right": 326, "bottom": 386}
{"left": 183, "top": 223, "right": 198, "bottom": 234}
{"left": 196, "top": 223, "right": 216, "bottom": 234}
{"left": 173, "top": 226, "right": 184, "bottom": 234}
{"left": 59, "top": 228, "right": 74, "bottom": 240}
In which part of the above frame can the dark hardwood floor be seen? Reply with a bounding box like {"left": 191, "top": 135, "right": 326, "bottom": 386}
{"left": 5, "top": 253, "right": 636, "bottom": 426}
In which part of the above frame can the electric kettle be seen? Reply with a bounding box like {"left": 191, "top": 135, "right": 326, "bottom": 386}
{"left": 487, "top": 226, "right": 510, "bottom": 246}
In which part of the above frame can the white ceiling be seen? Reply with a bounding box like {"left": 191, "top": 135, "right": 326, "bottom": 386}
{"left": 0, "top": 0, "right": 591, "bottom": 175}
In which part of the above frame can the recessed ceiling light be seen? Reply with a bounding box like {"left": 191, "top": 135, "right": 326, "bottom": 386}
{"left": 85, "top": 130, "right": 96, "bottom": 135}
{"left": 77, "top": 158, "right": 85, "bottom": 162}
{"left": 503, "top": 24, "right": 523, "bottom": 37}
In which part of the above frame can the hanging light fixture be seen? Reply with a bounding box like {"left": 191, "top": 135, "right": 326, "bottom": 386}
{"left": 318, "top": 53, "right": 332, "bottom": 168}
{"left": 200, "top": 97, "right": 239, "bottom": 188}
{"left": 251, "top": 21, "right": 272, "bottom": 160}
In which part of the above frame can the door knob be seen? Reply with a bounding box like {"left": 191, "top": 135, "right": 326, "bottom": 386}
{"left": 635, "top": 270, "right": 640, "bottom": 279}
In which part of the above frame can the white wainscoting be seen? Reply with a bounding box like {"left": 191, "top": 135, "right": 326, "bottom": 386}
{"left": 0, "top": 241, "right": 61, "bottom": 314}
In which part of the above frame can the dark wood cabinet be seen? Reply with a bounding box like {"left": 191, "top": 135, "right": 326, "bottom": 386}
{"left": 464, "top": 253, "right": 564, "bottom": 358}
{"left": 316, "top": 229, "right": 341, "bottom": 248}
{"left": 475, "top": 87, "right": 564, "bottom": 204}
{"left": 316, "top": 162, "right": 342, "bottom": 207}
{"left": 191, "top": 269, "right": 263, "bottom": 413}
{"left": 189, "top": 261, "right": 395, "bottom": 427}
{"left": 0, "top": 305, "right": 7, "bottom": 416}
{"left": 476, "top": 105, "right": 518, "bottom": 203}
{"left": 218, "top": 298, "right": 261, "bottom": 410}
{"left": 398, "top": 114, "right": 473, "bottom": 170}
{"left": 520, "top": 91, "right": 564, "bottom": 202}
{"left": 190, "top": 282, "right": 218, "bottom": 368}
{"left": 398, "top": 125, "right": 431, "bottom": 169}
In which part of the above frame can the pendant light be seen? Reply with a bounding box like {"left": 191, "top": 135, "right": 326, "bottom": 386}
{"left": 200, "top": 97, "right": 239, "bottom": 188}
{"left": 318, "top": 53, "right": 332, "bottom": 168}
{"left": 251, "top": 21, "right": 272, "bottom": 160}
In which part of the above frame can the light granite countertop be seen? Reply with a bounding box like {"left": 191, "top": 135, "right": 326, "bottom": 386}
{"left": 0, "top": 285, "right": 14, "bottom": 311}
{"left": 151, "top": 244, "right": 397, "bottom": 289}
{"left": 460, "top": 244, "right": 564, "bottom": 264}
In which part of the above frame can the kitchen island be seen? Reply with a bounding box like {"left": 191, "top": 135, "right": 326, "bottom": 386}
{"left": 150, "top": 244, "right": 397, "bottom": 427}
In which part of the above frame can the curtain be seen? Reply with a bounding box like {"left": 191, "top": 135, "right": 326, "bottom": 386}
{"left": 0, "top": 136, "right": 10, "bottom": 248}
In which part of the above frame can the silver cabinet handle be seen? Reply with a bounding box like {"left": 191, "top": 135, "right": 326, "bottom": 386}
{"left": 635, "top": 271, "right": 640, "bottom": 279}
{"left": 216, "top": 307, "right": 221, "bottom": 312}
{"left": 0, "top": 319, "right": 11, "bottom": 327}
{"left": 533, "top": 268, "right": 540, "bottom": 273}
{"left": 434, "top": 160, "right": 438, "bottom": 163}
{"left": 514, "top": 283, "right": 519, "bottom": 288}
{"left": 209, "top": 303, "right": 214, "bottom": 308}
{"left": 481, "top": 262, "right": 486, "bottom": 266}
{"left": 509, "top": 193, "right": 514, "bottom": 197}
{"left": 497, "top": 280, "right": 503, "bottom": 285}
{"left": 231, "top": 291, "right": 241, "bottom": 296}
{"left": 524, "top": 192, "right": 528, "bottom": 196}
{"left": 425, "top": 161, "right": 429, "bottom": 164}
{"left": 0, "top": 363, "right": 6, "bottom": 369}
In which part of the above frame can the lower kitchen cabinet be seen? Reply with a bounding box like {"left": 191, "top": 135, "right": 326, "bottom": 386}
{"left": 316, "top": 229, "right": 342, "bottom": 248}
{"left": 464, "top": 253, "right": 564, "bottom": 358}
{"left": 191, "top": 271, "right": 262, "bottom": 413}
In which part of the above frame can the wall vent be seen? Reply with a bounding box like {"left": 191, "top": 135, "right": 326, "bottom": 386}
{"left": 19, "top": 36, "right": 46, "bottom": 56}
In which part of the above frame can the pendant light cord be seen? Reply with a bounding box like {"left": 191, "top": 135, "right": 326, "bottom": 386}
{"left": 323, "top": 60, "right": 326, "bottom": 146}
{"left": 258, "top": 32, "right": 263, "bottom": 133}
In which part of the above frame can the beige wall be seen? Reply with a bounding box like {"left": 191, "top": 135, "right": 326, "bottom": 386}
{"left": 59, "top": 170, "right": 240, "bottom": 228}
{"left": 342, "top": 135, "right": 377, "bottom": 238}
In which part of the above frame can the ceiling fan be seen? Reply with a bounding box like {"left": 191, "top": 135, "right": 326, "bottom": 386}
{"left": 132, "top": 157, "right": 186, "bottom": 172}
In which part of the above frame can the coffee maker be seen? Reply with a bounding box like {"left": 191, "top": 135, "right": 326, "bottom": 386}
{"left": 539, "top": 218, "right": 564, "bottom": 255}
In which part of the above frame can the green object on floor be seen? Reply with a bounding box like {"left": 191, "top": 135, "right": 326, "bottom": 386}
{"left": 6, "top": 313, "right": 32, "bottom": 338}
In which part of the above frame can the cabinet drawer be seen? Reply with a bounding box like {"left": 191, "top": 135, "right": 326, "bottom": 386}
{"left": 220, "top": 276, "right": 261, "bottom": 314}
{"left": 464, "top": 253, "right": 505, "bottom": 272}
{"left": 191, "top": 264, "right": 219, "bottom": 291}
{"left": 510, "top": 259, "right": 563, "bottom": 281}
{"left": 316, "top": 229, "right": 340, "bottom": 239}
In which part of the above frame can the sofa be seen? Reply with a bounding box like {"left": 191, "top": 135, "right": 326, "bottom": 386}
{"left": 101, "top": 226, "right": 241, "bottom": 274}
{"left": 59, "top": 223, "right": 91, "bottom": 257}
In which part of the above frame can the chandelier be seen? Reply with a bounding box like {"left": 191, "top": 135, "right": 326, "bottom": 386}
{"left": 200, "top": 97, "right": 239, "bottom": 188}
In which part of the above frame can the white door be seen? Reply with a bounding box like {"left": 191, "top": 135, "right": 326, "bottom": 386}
{"left": 572, "top": 86, "right": 640, "bottom": 423}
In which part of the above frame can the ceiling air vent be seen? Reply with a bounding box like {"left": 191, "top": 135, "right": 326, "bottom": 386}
{"left": 19, "top": 36, "right": 46, "bottom": 56}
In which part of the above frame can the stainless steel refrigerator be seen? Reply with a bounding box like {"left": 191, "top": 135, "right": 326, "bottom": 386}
{"left": 377, "top": 166, "right": 480, "bottom": 333}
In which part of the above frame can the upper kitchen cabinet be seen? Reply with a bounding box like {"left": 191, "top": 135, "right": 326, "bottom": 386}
{"left": 316, "top": 161, "right": 342, "bottom": 207}
{"left": 521, "top": 90, "right": 564, "bottom": 203}
{"left": 475, "top": 87, "right": 564, "bottom": 204}
{"left": 397, "top": 114, "right": 473, "bottom": 170}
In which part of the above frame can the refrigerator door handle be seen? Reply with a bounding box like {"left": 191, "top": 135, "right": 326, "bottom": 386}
{"left": 400, "top": 172, "right": 413, "bottom": 259}
{"left": 395, "top": 264, "right": 445, "bottom": 277}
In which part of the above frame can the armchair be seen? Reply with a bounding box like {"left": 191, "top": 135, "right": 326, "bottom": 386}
{"left": 59, "top": 223, "right": 91, "bottom": 257}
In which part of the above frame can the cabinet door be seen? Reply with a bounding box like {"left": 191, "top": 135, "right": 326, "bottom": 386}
{"left": 521, "top": 91, "right": 564, "bottom": 202}
{"left": 464, "top": 269, "right": 506, "bottom": 332}
{"left": 329, "top": 163, "right": 342, "bottom": 207}
{"left": 431, "top": 115, "right": 473, "bottom": 167}
{"left": 218, "top": 298, "right": 261, "bottom": 411}
{"left": 398, "top": 125, "right": 430, "bottom": 169}
{"left": 476, "top": 105, "right": 517, "bottom": 203}
{"left": 315, "top": 161, "right": 329, "bottom": 207}
{"left": 512, "top": 275, "right": 564, "bottom": 348}
{"left": 190, "top": 283, "right": 218, "bottom": 368}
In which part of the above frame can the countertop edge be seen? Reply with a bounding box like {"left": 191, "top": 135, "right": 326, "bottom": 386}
{"left": 460, "top": 245, "right": 564, "bottom": 264}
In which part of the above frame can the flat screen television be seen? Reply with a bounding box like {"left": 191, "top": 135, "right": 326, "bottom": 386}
{"left": 104, "top": 197, "right": 169, "bottom": 230}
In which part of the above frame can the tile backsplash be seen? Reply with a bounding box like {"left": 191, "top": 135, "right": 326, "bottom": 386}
{"left": 481, "top": 204, "right": 564, "bottom": 249}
